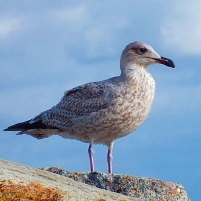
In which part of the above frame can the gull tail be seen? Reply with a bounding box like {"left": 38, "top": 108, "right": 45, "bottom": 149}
{"left": 4, "top": 120, "right": 59, "bottom": 139}
{"left": 4, "top": 120, "right": 50, "bottom": 131}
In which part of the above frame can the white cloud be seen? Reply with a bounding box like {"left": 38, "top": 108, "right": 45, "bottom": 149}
{"left": 51, "top": 5, "right": 90, "bottom": 29}
{"left": 83, "top": 18, "right": 129, "bottom": 60}
{"left": 149, "top": 65, "right": 201, "bottom": 117}
{"left": 152, "top": 83, "right": 201, "bottom": 117}
{"left": 160, "top": 1, "right": 201, "bottom": 55}
{"left": 0, "top": 16, "right": 23, "bottom": 38}
{"left": 83, "top": 25, "right": 116, "bottom": 60}
{"left": 48, "top": 4, "right": 130, "bottom": 61}
{"left": 0, "top": 85, "right": 61, "bottom": 122}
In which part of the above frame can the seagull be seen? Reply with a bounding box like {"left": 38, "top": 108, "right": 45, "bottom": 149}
{"left": 4, "top": 41, "right": 175, "bottom": 174}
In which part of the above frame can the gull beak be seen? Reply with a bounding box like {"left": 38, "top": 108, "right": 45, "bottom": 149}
{"left": 153, "top": 56, "right": 175, "bottom": 68}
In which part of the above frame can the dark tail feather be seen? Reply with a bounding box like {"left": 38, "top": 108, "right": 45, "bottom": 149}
{"left": 4, "top": 120, "right": 57, "bottom": 131}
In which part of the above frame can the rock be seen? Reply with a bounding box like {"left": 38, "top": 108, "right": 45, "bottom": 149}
{"left": 0, "top": 159, "right": 190, "bottom": 201}
{"left": 0, "top": 159, "right": 141, "bottom": 201}
{"left": 41, "top": 167, "right": 190, "bottom": 201}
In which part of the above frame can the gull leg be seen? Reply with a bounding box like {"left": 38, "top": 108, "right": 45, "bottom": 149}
{"left": 107, "top": 142, "right": 114, "bottom": 174}
{"left": 88, "top": 142, "right": 95, "bottom": 172}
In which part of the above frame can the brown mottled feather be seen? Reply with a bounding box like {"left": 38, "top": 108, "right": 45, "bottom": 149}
{"left": 4, "top": 41, "right": 174, "bottom": 146}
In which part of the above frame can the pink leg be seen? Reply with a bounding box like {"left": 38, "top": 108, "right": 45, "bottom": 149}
{"left": 88, "top": 143, "right": 95, "bottom": 172}
{"left": 107, "top": 142, "right": 114, "bottom": 174}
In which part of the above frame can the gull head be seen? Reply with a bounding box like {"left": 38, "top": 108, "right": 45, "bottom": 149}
{"left": 120, "top": 41, "right": 175, "bottom": 73}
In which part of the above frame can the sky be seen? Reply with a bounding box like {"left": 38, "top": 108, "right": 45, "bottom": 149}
{"left": 0, "top": 1, "right": 201, "bottom": 200}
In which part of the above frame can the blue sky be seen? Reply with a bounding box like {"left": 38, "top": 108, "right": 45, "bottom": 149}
{"left": 0, "top": 1, "right": 201, "bottom": 200}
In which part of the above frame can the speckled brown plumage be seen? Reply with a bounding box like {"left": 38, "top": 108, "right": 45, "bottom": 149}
{"left": 4, "top": 41, "right": 175, "bottom": 173}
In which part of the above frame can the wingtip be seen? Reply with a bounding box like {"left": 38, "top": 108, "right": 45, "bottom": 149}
{"left": 3, "top": 127, "right": 22, "bottom": 131}
{"left": 16, "top": 132, "right": 23, "bottom": 135}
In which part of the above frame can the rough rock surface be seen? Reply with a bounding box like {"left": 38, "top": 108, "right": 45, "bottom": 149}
{"left": 0, "top": 159, "right": 141, "bottom": 201}
{"left": 0, "top": 158, "right": 190, "bottom": 201}
{"left": 41, "top": 167, "right": 190, "bottom": 201}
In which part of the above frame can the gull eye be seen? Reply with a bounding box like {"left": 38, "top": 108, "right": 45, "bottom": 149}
{"left": 139, "top": 47, "right": 147, "bottom": 54}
